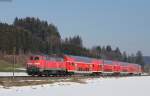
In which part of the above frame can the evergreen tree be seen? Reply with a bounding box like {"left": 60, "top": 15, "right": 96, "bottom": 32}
{"left": 14, "top": 17, "right": 61, "bottom": 54}
{"left": 114, "top": 47, "right": 122, "bottom": 61}
{"left": 106, "top": 45, "right": 112, "bottom": 52}
{"left": 130, "top": 53, "right": 136, "bottom": 63}
{"left": 135, "top": 50, "right": 145, "bottom": 67}
{"left": 122, "top": 51, "right": 128, "bottom": 62}
{"left": 101, "top": 46, "right": 106, "bottom": 59}
{"left": 127, "top": 55, "right": 132, "bottom": 63}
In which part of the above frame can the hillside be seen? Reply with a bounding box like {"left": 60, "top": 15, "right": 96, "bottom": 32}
{"left": 0, "top": 17, "right": 145, "bottom": 65}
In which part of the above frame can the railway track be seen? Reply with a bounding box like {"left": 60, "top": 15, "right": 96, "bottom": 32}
{"left": 0, "top": 75, "right": 149, "bottom": 87}
{"left": 0, "top": 74, "right": 149, "bottom": 80}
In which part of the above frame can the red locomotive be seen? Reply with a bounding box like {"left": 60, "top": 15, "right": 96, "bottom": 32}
{"left": 26, "top": 55, "right": 142, "bottom": 76}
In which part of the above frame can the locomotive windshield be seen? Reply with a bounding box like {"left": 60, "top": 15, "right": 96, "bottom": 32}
{"left": 45, "top": 56, "right": 64, "bottom": 61}
{"left": 29, "top": 56, "right": 40, "bottom": 60}
{"left": 29, "top": 55, "right": 64, "bottom": 61}
{"left": 34, "top": 57, "right": 39, "bottom": 60}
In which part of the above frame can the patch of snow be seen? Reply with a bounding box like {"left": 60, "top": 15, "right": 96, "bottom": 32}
{"left": 0, "top": 72, "right": 28, "bottom": 76}
{"left": 0, "top": 76, "right": 150, "bottom": 96}
{"left": 15, "top": 68, "right": 26, "bottom": 71}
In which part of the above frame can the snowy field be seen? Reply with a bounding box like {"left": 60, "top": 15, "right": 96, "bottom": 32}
{"left": 0, "top": 76, "right": 149, "bottom": 96}
{"left": 0, "top": 72, "right": 28, "bottom": 76}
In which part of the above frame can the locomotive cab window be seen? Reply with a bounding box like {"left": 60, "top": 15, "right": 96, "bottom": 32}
{"left": 44, "top": 56, "right": 64, "bottom": 61}
{"left": 34, "top": 57, "right": 40, "bottom": 60}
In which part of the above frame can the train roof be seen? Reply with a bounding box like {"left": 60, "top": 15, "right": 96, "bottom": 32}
{"left": 103, "top": 60, "right": 113, "bottom": 64}
{"left": 29, "top": 54, "right": 141, "bottom": 66}
{"left": 68, "top": 55, "right": 97, "bottom": 63}
{"left": 118, "top": 61, "right": 141, "bottom": 66}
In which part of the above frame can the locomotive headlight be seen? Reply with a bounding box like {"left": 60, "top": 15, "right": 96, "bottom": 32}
{"left": 27, "top": 63, "right": 32, "bottom": 65}
{"left": 34, "top": 63, "right": 40, "bottom": 65}
{"left": 27, "top": 63, "right": 40, "bottom": 65}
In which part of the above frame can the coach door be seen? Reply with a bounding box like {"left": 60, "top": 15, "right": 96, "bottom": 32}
{"left": 66, "top": 61, "right": 76, "bottom": 72}
{"left": 92, "top": 60, "right": 101, "bottom": 72}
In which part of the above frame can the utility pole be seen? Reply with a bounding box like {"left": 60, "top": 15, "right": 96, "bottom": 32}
{"left": 101, "top": 54, "right": 105, "bottom": 76}
{"left": 12, "top": 47, "right": 16, "bottom": 79}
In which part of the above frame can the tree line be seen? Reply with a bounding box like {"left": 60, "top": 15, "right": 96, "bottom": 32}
{"left": 0, "top": 17, "right": 145, "bottom": 67}
{"left": 62, "top": 36, "right": 145, "bottom": 67}
{"left": 0, "top": 17, "right": 61, "bottom": 55}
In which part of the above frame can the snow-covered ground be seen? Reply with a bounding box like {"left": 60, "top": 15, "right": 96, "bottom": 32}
{"left": 0, "top": 76, "right": 149, "bottom": 96}
{"left": 0, "top": 72, "right": 28, "bottom": 76}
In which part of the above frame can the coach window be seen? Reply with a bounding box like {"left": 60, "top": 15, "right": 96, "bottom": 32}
{"left": 78, "top": 68, "right": 82, "bottom": 71}
{"left": 85, "top": 68, "right": 89, "bottom": 71}
{"left": 85, "top": 68, "right": 87, "bottom": 71}
{"left": 72, "top": 63, "right": 75, "bottom": 66}
{"left": 78, "top": 68, "right": 79, "bottom": 71}
{"left": 99, "top": 65, "right": 101, "bottom": 67}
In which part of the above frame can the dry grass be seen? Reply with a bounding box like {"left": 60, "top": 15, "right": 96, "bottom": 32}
{"left": 0, "top": 80, "right": 54, "bottom": 87}
{"left": 0, "top": 60, "right": 24, "bottom": 72}
{"left": 0, "top": 77, "right": 86, "bottom": 87}
{"left": 69, "top": 77, "right": 86, "bottom": 84}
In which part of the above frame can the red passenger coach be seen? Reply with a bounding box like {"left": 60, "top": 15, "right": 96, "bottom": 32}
{"left": 103, "top": 60, "right": 114, "bottom": 73}
{"left": 120, "top": 62, "right": 130, "bottom": 74}
{"left": 64, "top": 55, "right": 103, "bottom": 75}
{"left": 128, "top": 64, "right": 141, "bottom": 74}
{"left": 113, "top": 61, "right": 121, "bottom": 73}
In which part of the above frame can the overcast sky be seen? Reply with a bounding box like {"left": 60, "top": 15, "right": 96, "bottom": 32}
{"left": 0, "top": 0, "right": 150, "bottom": 56}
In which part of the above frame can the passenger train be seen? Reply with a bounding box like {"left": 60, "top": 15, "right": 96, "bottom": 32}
{"left": 26, "top": 55, "right": 142, "bottom": 76}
